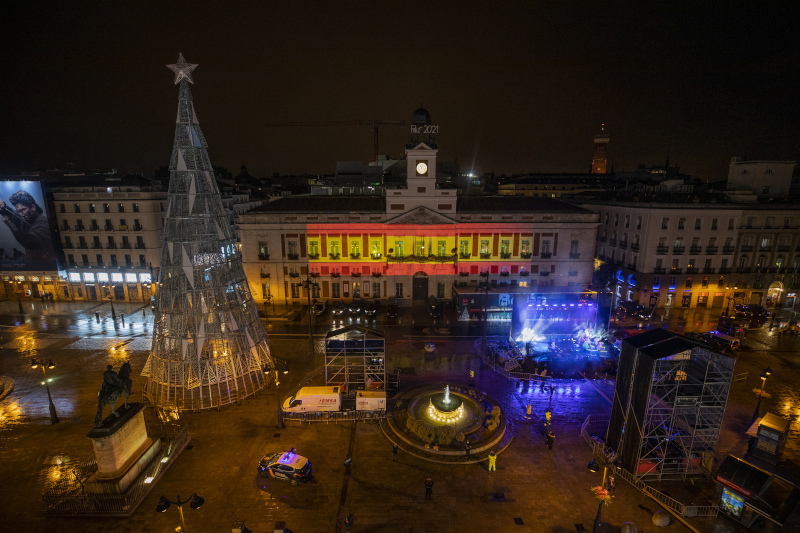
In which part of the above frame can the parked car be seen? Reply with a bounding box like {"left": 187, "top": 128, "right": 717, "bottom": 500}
{"left": 347, "top": 298, "right": 363, "bottom": 315}
{"left": 257, "top": 448, "right": 312, "bottom": 485}
{"left": 313, "top": 300, "right": 328, "bottom": 316}
{"left": 428, "top": 296, "right": 443, "bottom": 318}
{"left": 363, "top": 299, "right": 377, "bottom": 317}
{"left": 387, "top": 297, "right": 398, "bottom": 319}
{"left": 702, "top": 331, "right": 741, "bottom": 351}
{"left": 331, "top": 300, "right": 346, "bottom": 316}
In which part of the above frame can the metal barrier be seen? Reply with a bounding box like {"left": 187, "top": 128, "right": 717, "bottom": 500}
{"left": 580, "top": 415, "right": 719, "bottom": 519}
{"left": 282, "top": 409, "right": 386, "bottom": 423}
{"left": 476, "top": 338, "right": 554, "bottom": 384}
{"left": 733, "top": 372, "right": 748, "bottom": 383}
{"left": 43, "top": 423, "right": 190, "bottom": 516}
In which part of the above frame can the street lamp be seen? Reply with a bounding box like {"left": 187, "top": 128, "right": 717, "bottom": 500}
{"left": 156, "top": 493, "right": 204, "bottom": 533}
{"left": 30, "top": 358, "right": 59, "bottom": 424}
{"left": 301, "top": 266, "right": 320, "bottom": 358}
{"left": 752, "top": 366, "right": 772, "bottom": 420}
{"left": 587, "top": 453, "right": 623, "bottom": 533}
{"left": 267, "top": 358, "right": 290, "bottom": 429}
{"left": 479, "top": 271, "right": 491, "bottom": 352}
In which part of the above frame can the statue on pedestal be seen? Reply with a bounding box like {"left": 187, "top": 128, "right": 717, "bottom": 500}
{"left": 95, "top": 362, "right": 133, "bottom": 427}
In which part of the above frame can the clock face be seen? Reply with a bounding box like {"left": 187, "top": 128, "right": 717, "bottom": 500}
{"left": 416, "top": 161, "right": 428, "bottom": 176}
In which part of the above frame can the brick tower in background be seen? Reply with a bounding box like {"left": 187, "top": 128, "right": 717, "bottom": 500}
{"left": 591, "top": 124, "right": 610, "bottom": 174}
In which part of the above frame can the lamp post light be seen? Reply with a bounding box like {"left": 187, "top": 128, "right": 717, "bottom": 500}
{"left": 30, "top": 358, "right": 59, "bottom": 424}
{"left": 156, "top": 493, "right": 204, "bottom": 533}
{"left": 301, "top": 267, "right": 320, "bottom": 358}
{"left": 268, "top": 358, "right": 290, "bottom": 429}
{"left": 479, "top": 271, "right": 491, "bottom": 352}
{"left": 752, "top": 366, "right": 772, "bottom": 420}
{"left": 587, "top": 453, "right": 622, "bottom": 533}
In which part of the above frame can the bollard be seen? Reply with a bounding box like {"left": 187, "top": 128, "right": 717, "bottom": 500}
{"left": 142, "top": 308, "right": 146, "bottom": 319}
{"left": 121, "top": 314, "right": 125, "bottom": 327}
{"left": 95, "top": 312, "right": 100, "bottom": 324}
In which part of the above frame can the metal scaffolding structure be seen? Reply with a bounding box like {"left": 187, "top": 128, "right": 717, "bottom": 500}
{"left": 607, "top": 329, "right": 735, "bottom": 481}
{"left": 325, "top": 325, "right": 385, "bottom": 392}
{"left": 141, "top": 54, "right": 274, "bottom": 411}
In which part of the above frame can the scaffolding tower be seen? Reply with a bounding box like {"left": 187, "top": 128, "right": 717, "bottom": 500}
{"left": 325, "top": 325, "right": 385, "bottom": 392}
{"left": 606, "top": 328, "right": 735, "bottom": 481}
{"left": 141, "top": 55, "right": 274, "bottom": 411}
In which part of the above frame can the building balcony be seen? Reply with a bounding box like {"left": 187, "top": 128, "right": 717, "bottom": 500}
{"left": 260, "top": 272, "right": 270, "bottom": 279}
{"left": 387, "top": 254, "right": 456, "bottom": 264}
{"left": 104, "top": 225, "right": 114, "bottom": 231}
{"left": 119, "top": 225, "right": 128, "bottom": 231}
{"left": 350, "top": 253, "right": 361, "bottom": 259}
{"left": 125, "top": 262, "right": 134, "bottom": 269}
{"left": 480, "top": 253, "right": 491, "bottom": 259}
{"left": 350, "top": 272, "right": 361, "bottom": 278}
{"left": 539, "top": 271, "right": 550, "bottom": 277}
{"left": 135, "top": 243, "right": 146, "bottom": 249}
{"left": 459, "top": 253, "right": 471, "bottom": 259}
{"left": 499, "top": 271, "right": 510, "bottom": 277}
{"left": 288, "top": 272, "right": 300, "bottom": 278}
{"left": 656, "top": 246, "right": 668, "bottom": 255}
{"left": 740, "top": 245, "right": 754, "bottom": 252}
{"left": 609, "top": 239, "right": 617, "bottom": 246}
{"left": 106, "top": 243, "right": 117, "bottom": 249}
{"left": 89, "top": 224, "right": 99, "bottom": 231}
{"left": 759, "top": 246, "right": 772, "bottom": 253}
{"left": 598, "top": 236, "right": 607, "bottom": 243}
{"left": 371, "top": 253, "right": 382, "bottom": 259}
{"left": 777, "top": 246, "right": 790, "bottom": 252}
{"left": 689, "top": 246, "right": 702, "bottom": 255}
{"left": 737, "top": 267, "right": 752, "bottom": 274}
{"left": 520, "top": 270, "right": 529, "bottom": 277}
{"left": 77, "top": 243, "right": 88, "bottom": 249}
{"left": 670, "top": 268, "right": 683, "bottom": 274}
{"left": 627, "top": 263, "right": 637, "bottom": 270}
{"left": 618, "top": 241, "right": 628, "bottom": 249}
{"left": 308, "top": 253, "right": 320, "bottom": 260}
{"left": 705, "top": 246, "right": 718, "bottom": 255}
{"left": 520, "top": 252, "right": 532, "bottom": 259}
{"left": 371, "top": 272, "right": 382, "bottom": 278}
{"left": 686, "top": 267, "right": 698, "bottom": 274}
{"left": 500, "top": 252, "right": 511, "bottom": 259}
{"left": 718, "top": 267, "right": 731, "bottom": 274}
{"left": 287, "top": 253, "right": 299, "bottom": 260}
{"left": 121, "top": 243, "right": 131, "bottom": 249}
{"left": 309, "top": 272, "right": 320, "bottom": 278}
{"left": 570, "top": 253, "right": 581, "bottom": 259}
{"left": 331, "top": 272, "right": 341, "bottom": 278}
{"left": 459, "top": 271, "right": 470, "bottom": 277}
{"left": 722, "top": 246, "right": 735, "bottom": 254}
{"left": 702, "top": 268, "right": 716, "bottom": 274}
{"left": 672, "top": 247, "right": 685, "bottom": 255}
{"left": 110, "top": 262, "right": 118, "bottom": 267}
{"left": 61, "top": 225, "right": 71, "bottom": 231}
{"left": 630, "top": 243, "right": 639, "bottom": 252}
{"left": 540, "top": 252, "right": 552, "bottom": 259}
{"left": 258, "top": 253, "right": 269, "bottom": 260}
{"left": 92, "top": 243, "right": 102, "bottom": 249}
{"left": 653, "top": 267, "right": 666, "bottom": 274}
{"left": 329, "top": 253, "right": 340, "bottom": 260}
{"left": 63, "top": 243, "right": 73, "bottom": 249}
{"left": 133, "top": 225, "right": 143, "bottom": 231}
{"left": 75, "top": 225, "right": 85, "bottom": 231}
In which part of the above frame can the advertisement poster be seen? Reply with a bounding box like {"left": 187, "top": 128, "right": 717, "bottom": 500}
{"left": 720, "top": 486, "right": 744, "bottom": 519}
{"left": 0, "top": 181, "right": 58, "bottom": 270}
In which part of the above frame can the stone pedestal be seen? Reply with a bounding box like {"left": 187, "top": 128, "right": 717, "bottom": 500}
{"left": 84, "top": 402, "right": 161, "bottom": 495}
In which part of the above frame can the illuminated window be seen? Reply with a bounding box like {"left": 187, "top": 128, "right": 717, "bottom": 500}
{"left": 480, "top": 240, "right": 490, "bottom": 256}
{"left": 98, "top": 273, "right": 109, "bottom": 282}
{"left": 140, "top": 273, "right": 152, "bottom": 283}
{"left": 308, "top": 241, "right": 319, "bottom": 257}
{"left": 84, "top": 273, "right": 95, "bottom": 282}
{"left": 438, "top": 240, "right": 447, "bottom": 257}
{"left": 69, "top": 272, "right": 81, "bottom": 282}
{"left": 125, "top": 273, "right": 137, "bottom": 283}
{"left": 371, "top": 241, "right": 381, "bottom": 258}
{"left": 459, "top": 240, "right": 469, "bottom": 256}
{"left": 394, "top": 241, "right": 403, "bottom": 257}
{"left": 112, "top": 273, "right": 124, "bottom": 282}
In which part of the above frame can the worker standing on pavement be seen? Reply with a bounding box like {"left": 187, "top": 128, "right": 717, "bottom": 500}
{"left": 344, "top": 455, "right": 352, "bottom": 475}
{"left": 545, "top": 408, "right": 552, "bottom": 426}
{"left": 525, "top": 403, "right": 532, "bottom": 420}
{"left": 546, "top": 431, "right": 555, "bottom": 450}
{"left": 488, "top": 450, "right": 497, "bottom": 472}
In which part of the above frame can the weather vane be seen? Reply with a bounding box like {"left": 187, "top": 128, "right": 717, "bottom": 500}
{"left": 167, "top": 53, "right": 198, "bottom": 84}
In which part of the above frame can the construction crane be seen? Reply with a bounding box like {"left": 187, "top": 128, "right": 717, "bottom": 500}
{"left": 264, "top": 120, "right": 406, "bottom": 163}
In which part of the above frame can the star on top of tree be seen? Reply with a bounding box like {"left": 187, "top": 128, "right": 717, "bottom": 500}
{"left": 167, "top": 53, "right": 198, "bottom": 84}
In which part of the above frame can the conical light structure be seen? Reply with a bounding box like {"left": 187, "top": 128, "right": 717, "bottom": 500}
{"left": 141, "top": 55, "right": 274, "bottom": 411}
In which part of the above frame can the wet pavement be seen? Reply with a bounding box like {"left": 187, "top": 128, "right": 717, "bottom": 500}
{"left": 1, "top": 299, "right": 799, "bottom": 532}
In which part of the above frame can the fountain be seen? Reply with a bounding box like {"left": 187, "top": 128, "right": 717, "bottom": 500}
{"left": 427, "top": 384, "right": 465, "bottom": 423}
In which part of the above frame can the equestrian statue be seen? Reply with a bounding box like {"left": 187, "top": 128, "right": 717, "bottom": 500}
{"left": 95, "top": 362, "right": 133, "bottom": 427}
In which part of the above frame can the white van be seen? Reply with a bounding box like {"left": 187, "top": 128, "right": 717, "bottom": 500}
{"left": 355, "top": 391, "right": 386, "bottom": 411}
{"left": 282, "top": 386, "right": 342, "bottom": 413}
{"left": 704, "top": 331, "right": 741, "bottom": 351}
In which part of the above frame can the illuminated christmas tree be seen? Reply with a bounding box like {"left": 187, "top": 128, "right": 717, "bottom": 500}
{"left": 141, "top": 54, "right": 274, "bottom": 410}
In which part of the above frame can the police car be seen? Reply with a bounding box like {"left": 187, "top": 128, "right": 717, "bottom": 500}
{"left": 257, "top": 448, "right": 312, "bottom": 485}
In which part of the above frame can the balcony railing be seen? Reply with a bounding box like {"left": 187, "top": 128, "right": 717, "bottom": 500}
{"left": 685, "top": 267, "right": 698, "bottom": 274}
{"left": 61, "top": 225, "right": 71, "bottom": 231}
{"left": 387, "top": 254, "right": 456, "bottom": 264}
{"left": 705, "top": 246, "right": 718, "bottom": 254}
{"left": 309, "top": 272, "right": 320, "bottom": 278}
{"left": 92, "top": 243, "right": 102, "bottom": 249}
{"left": 618, "top": 241, "right": 628, "bottom": 249}
{"left": 759, "top": 246, "right": 772, "bottom": 252}
{"left": 539, "top": 271, "right": 550, "bottom": 277}
{"left": 135, "top": 243, "right": 146, "bottom": 249}
{"left": 519, "top": 270, "right": 529, "bottom": 277}
{"left": 630, "top": 243, "right": 639, "bottom": 252}
{"left": 288, "top": 272, "right": 300, "bottom": 278}
{"left": 689, "top": 246, "right": 702, "bottom": 255}
{"left": 133, "top": 225, "right": 143, "bottom": 231}
{"left": 77, "top": 243, "right": 88, "bottom": 249}
{"left": 480, "top": 253, "right": 491, "bottom": 259}
{"left": 371, "top": 272, "right": 382, "bottom": 278}
{"left": 500, "top": 252, "right": 511, "bottom": 259}
{"left": 75, "top": 225, "right": 85, "bottom": 231}
{"left": 350, "top": 253, "right": 361, "bottom": 259}
{"left": 609, "top": 239, "right": 617, "bottom": 246}
{"left": 459, "top": 271, "right": 470, "bottom": 277}
{"left": 287, "top": 253, "right": 299, "bottom": 260}
{"left": 718, "top": 267, "right": 731, "bottom": 274}
{"left": 627, "top": 263, "right": 637, "bottom": 270}
{"left": 722, "top": 246, "right": 735, "bottom": 254}
{"left": 459, "top": 253, "right": 471, "bottom": 259}
{"left": 541, "top": 252, "right": 552, "bottom": 259}
{"left": 89, "top": 224, "right": 99, "bottom": 231}
{"left": 670, "top": 268, "right": 683, "bottom": 274}
{"left": 740, "top": 245, "right": 754, "bottom": 252}
{"left": 106, "top": 243, "right": 117, "bottom": 249}
{"left": 104, "top": 225, "right": 114, "bottom": 231}
{"left": 653, "top": 267, "right": 666, "bottom": 274}
{"left": 258, "top": 253, "right": 269, "bottom": 260}
{"left": 121, "top": 243, "right": 131, "bottom": 249}
{"left": 499, "top": 271, "right": 510, "bottom": 277}
{"left": 308, "top": 253, "right": 320, "bottom": 260}
{"left": 568, "top": 271, "right": 578, "bottom": 276}
{"left": 598, "top": 236, "right": 607, "bottom": 242}
{"left": 656, "top": 246, "right": 668, "bottom": 254}
{"left": 702, "top": 268, "right": 716, "bottom": 274}
{"left": 260, "top": 272, "right": 270, "bottom": 279}
{"left": 570, "top": 253, "right": 581, "bottom": 259}
{"left": 330, "top": 272, "right": 340, "bottom": 278}
{"left": 329, "top": 253, "right": 340, "bottom": 260}
{"left": 777, "top": 246, "right": 790, "bottom": 252}
{"left": 520, "top": 252, "right": 532, "bottom": 259}
{"left": 119, "top": 225, "right": 128, "bottom": 231}
{"left": 63, "top": 243, "right": 73, "bottom": 249}
{"left": 371, "top": 253, "right": 382, "bottom": 259}
{"left": 350, "top": 272, "right": 361, "bottom": 277}
{"left": 672, "top": 247, "right": 685, "bottom": 255}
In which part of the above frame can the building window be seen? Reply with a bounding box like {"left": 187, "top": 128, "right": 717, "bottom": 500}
{"left": 739, "top": 256, "right": 748, "bottom": 268}
{"left": 613, "top": 214, "right": 619, "bottom": 226}
{"left": 695, "top": 218, "right": 702, "bottom": 230}
{"left": 261, "top": 283, "right": 270, "bottom": 299}
{"left": 372, "top": 282, "right": 380, "bottom": 298}
{"left": 728, "top": 218, "right": 735, "bottom": 230}
{"left": 480, "top": 240, "right": 490, "bottom": 256}
{"left": 258, "top": 241, "right": 269, "bottom": 260}
{"left": 570, "top": 241, "right": 579, "bottom": 255}
{"left": 312, "top": 284, "right": 320, "bottom": 299}
{"left": 133, "top": 203, "right": 139, "bottom": 213}
{"left": 332, "top": 283, "right": 340, "bottom": 298}
{"left": 604, "top": 213, "right": 609, "bottom": 225}
{"left": 624, "top": 215, "right": 630, "bottom": 228}
{"left": 762, "top": 186, "right": 770, "bottom": 195}
{"left": 678, "top": 218, "right": 686, "bottom": 230}
{"left": 765, "top": 217, "right": 774, "bottom": 229}
{"left": 541, "top": 240, "right": 551, "bottom": 255}
{"left": 395, "top": 283, "right": 403, "bottom": 298}
{"left": 306, "top": 240, "right": 318, "bottom": 258}
{"left": 437, "top": 283, "right": 445, "bottom": 298}
{"left": 287, "top": 240, "right": 298, "bottom": 257}
{"left": 371, "top": 241, "right": 381, "bottom": 258}
{"left": 746, "top": 217, "right": 755, "bottom": 229}
{"left": 393, "top": 240, "right": 403, "bottom": 257}
{"left": 118, "top": 203, "right": 125, "bottom": 213}
{"left": 500, "top": 240, "right": 510, "bottom": 256}
{"left": 350, "top": 241, "right": 360, "bottom": 257}
{"left": 415, "top": 240, "right": 425, "bottom": 256}
{"left": 290, "top": 283, "right": 300, "bottom": 298}
{"left": 460, "top": 239, "right": 470, "bottom": 256}
{"left": 330, "top": 240, "right": 340, "bottom": 257}
{"left": 784, "top": 217, "right": 791, "bottom": 229}
{"left": 438, "top": 240, "right": 447, "bottom": 257}
{"left": 520, "top": 240, "right": 530, "bottom": 255}
{"left": 661, "top": 218, "right": 669, "bottom": 230}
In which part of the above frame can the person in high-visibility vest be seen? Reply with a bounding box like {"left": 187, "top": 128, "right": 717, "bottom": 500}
{"left": 488, "top": 450, "right": 497, "bottom": 472}
{"left": 470, "top": 369, "right": 475, "bottom": 379}
{"left": 525, "top": 404, "right": 532, "bottom": 420}
{"left": 545, "top": 409, "right": 552, "bottom": 426}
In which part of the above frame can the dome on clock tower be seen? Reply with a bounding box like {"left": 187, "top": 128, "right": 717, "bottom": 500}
{"left": 412, "top": 107, "right": 431, "bottom": 126}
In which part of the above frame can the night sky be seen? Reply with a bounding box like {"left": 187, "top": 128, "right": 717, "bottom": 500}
{"left": 2, "top": 1, "right": 799, "bottom": 181}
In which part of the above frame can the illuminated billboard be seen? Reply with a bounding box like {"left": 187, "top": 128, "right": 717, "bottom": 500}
{"left": 0, "top": 181, "right": 58, "bottom": 270}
